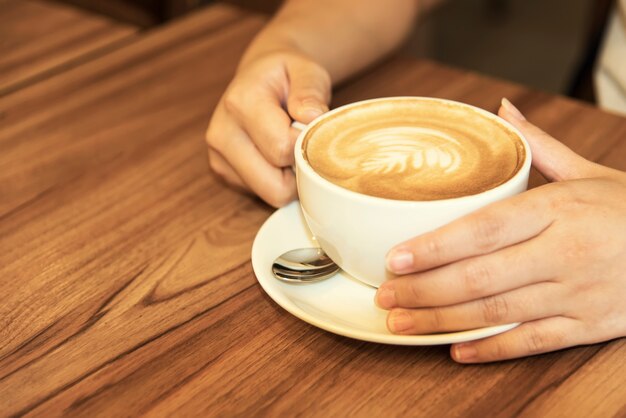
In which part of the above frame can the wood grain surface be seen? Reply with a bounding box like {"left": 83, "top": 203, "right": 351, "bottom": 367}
{"left": 0, "top": 0, "right": 138, "bottom": 95}
{"left": 1, "top": 4, "right": 625, "bottom": 417}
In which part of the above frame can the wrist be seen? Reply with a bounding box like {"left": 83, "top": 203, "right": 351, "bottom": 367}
{"left": 239, "top": 29, "right": 306, "bottom": 70}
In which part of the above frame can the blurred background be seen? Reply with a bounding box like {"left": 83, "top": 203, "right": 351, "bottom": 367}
{"left": 54, "top": 0, "right": 613, "bottom": 102}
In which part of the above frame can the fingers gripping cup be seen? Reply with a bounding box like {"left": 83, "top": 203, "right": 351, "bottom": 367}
{"left": 294, "top": 97, "right": 531, "bottom": 288}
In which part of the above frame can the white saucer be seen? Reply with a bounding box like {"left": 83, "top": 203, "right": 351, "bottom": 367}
{"left": 251, "top": 201, "right": 518, "bottom": 345}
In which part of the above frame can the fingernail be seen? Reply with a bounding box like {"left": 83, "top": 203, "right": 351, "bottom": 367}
{"left": 388, "top": 311, "right": 413, "bottom": 333}
{"left": 501, "top": 98, "right": 526, "bottom": 121}
{"left": 375, "top": 285, "right": 397, "bottom": 309}
{"left": 454, "top": 343, "right": 478, "bottom": 362}
{"left": 300, "top": 100, "right": 327, "bottom": 119}
{"left": 386, "top": 250, "right": 414, "bottom": 273}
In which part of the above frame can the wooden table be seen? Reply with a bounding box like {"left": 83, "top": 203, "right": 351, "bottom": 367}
{"left": 1, "top": 4, "right": 626, "bottom": 417}
{"left": 0, "top": 0, "right": 137, "bottom": 95}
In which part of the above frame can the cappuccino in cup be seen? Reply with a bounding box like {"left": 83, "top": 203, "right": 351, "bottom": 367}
{"left": 303, "top": 99, "right": 526, "bottom": 201}
{"left": 294, "top": 97, "right": 531, "bottom": 288}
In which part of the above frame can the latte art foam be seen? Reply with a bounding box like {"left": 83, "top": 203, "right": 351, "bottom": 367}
{"left": 303, "top": 99, "right": 525, "bottom": 201}
{"left": 354, "top": 127, "right": 463, "bottom": 175}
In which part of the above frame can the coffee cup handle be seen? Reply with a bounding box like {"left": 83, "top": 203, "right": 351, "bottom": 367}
{"left": 290, "top": 121, "right": 307, "bottom": 173}
{"left": 291, "top": 121, "right": 307, "bottom": 131}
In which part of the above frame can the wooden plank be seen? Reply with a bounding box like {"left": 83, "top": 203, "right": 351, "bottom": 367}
{"left": 0, "top": 0, "right": 138, "bottom": 94}
{"left": 516, "top": 339, "right": 626, "bottom": 418}
{"left": 0, "top": 3, "right": 253, "bottom": 217}
{"left": 0, "top": 6, "right": 272, "bottom": 416}
{"left": 1, "top": 4, "right": 625, "bottom": 417}
{"left": 54, "top": 0, "right": 161, "bottom": 27}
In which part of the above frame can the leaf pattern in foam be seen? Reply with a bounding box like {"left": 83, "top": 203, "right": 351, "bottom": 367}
{"left": 354, "top": 127, "right": 463, "bottom": 175}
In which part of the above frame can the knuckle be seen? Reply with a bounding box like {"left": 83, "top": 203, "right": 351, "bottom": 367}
{"left": 266, "top": 183, "right": 295, "bottom": 208}
{"left": 549, "top": 183, "right": 587, "bottom": 212}
{"left": 320, "top": 69, "right": 331, "bottom": 89}
{"left": 471, "top": 215, "right": 506, "bottom": 251}
{"left": 481, "top": 295, "right": 510, "bottom": 324}
{"left": 462, "top": 259, "right": 492, "bottom": 296}
{"left": 222, "top": 91, "right": 241, "bottom": 116}
{"left": 205, "top": 129, "right": 219, "bottom": 148}
{"left": 425, "top": 235, "right": 446, "bottom": 263}
{"left": 294, "top": 88, "right": 324, "bottom": 103}
{"left": 524, "top": 327, "right": 555, "bottom": 355}
{"left": 548, "top": 185, "right": 571, "bottom": 211}
{"left": 489, "top": 340, "right": 511, "bottom": 360}
{"left": 562, "top": 236, "right": 592, "bottom": 263}
{"left": 312, "top": 63, "right": 332, "bottom": 91}
{"left": 427, "top": 307, "right": 447, "bottom": 331}
{"left": 271, "top": 138, "right": 294, "bottom": 167}
{"left": 208, "top": 154, "right": 226, "bottom": 178}
{"left": 405, "top": 280, "right": 423, "bottom": 306}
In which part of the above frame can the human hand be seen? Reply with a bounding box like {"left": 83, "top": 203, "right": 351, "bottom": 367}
{"left": 375, "top": 98, "right": 626, "bottom": 363}
{"left": 205, "top": 51, "right": 331, "bottom": 207}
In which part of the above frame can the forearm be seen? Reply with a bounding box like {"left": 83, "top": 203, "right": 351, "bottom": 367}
{"left": 241, "top": 0, "right": 438, "bottom": 83}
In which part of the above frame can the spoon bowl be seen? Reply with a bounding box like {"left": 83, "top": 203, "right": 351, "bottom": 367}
{"left": 272, "top": 247, "right": 339, "bottom": 283}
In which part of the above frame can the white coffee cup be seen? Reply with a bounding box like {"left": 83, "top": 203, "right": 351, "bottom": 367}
{"left": 294, "top": 97, "right": 531, "bottom": 288}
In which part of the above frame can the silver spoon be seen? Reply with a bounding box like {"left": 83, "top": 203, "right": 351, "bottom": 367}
{"left": 272, "top": 248, "right": 340, "bottom": 283}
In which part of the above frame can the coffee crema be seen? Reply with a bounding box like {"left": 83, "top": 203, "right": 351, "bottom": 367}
{"left": 302, "top": 98, "right": 526, "bottom": 201}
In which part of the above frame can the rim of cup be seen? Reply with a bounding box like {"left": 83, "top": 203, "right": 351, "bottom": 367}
{"left": 293, "top": 96, "right": 532, "bottom": 207}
